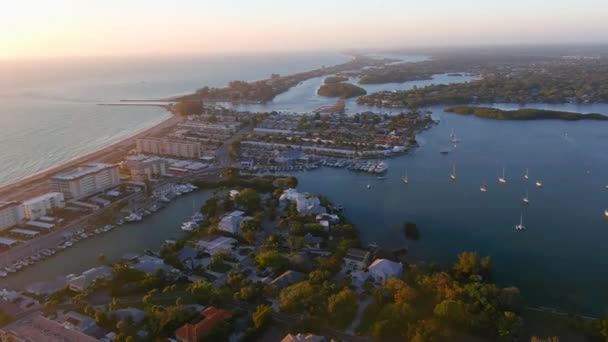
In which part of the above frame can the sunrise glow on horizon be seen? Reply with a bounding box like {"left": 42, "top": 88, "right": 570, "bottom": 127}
{"left": 1, "top": 0, "right": 607, "bottom": 59}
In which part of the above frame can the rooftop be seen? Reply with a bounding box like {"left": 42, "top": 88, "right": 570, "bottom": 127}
{"left": 52, "top": 163, "right": 116, "bottom": 181}
{"left": 175, "top": 306, "right": 232, "bottom": 342}
{"left": 22, "top": 192, "right": 64, "bottom": 205}
{"left": 0, "top": 312, "right": 98, "bottom": 342}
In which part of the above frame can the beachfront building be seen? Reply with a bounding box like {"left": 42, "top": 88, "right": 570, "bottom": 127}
{"left": 0, "top": 201, "right": 23, "bottom": 232}
{"left": 136, "top": 137, "right": 201, "bottom": 159}
{"left": 21, "top": 192, "right": 65, "bottom": 220}
{"left": 124, "top": 155, "right": 167, "bottom": 181}
{"left": 50, "top": 163, "right": 120, "bottom": 200}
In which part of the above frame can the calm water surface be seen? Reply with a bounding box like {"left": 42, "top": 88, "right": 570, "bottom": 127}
{"left": 2, "top": 190, "right": 213, "bottom": 289}
{"left": 0, "top": 52, "right": 350, "bottom": 186}
{"left": 295, "top": 103, "right": 608, "bottom": 315}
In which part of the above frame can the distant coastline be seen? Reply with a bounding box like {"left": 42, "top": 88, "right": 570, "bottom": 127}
{"left": 445, "top": 106, "right": 608, "bottom": 121}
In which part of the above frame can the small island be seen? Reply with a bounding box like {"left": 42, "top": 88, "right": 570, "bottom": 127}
{"left": 317, "top": 82, "right": 367, "bottom": 99}
{"left": 445, "top": 106, "right": 608, "bottom": 121}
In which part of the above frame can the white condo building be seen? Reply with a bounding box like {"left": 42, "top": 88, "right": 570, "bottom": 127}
{"left": 50, "top": 163, "right": 120, "bottom": 200}
{"left": 0, "top": 202, "right": 23, "bottom": 232}
{"left": 136, "top": 138, "right": 201, "bottom": 159}
{"left": 124, "top": 155, "right": 167, "bottom": 181}
{"left": 21, "top": 192, "right": 65, "bottom": 220}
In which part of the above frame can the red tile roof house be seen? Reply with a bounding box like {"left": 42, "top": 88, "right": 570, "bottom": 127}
{"left": 175, "top": 306, "right": 232, "bottom": 342}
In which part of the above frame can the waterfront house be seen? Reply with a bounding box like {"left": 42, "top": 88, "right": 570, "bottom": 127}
{"left": 368, "top": 259, "right": 403, "bottom": 284}
{"left": 342, "top": 248, "right": 371, "bottom": 271}
{"left": 67, "top": 266, "right": 112, "bottom": 292}
{"left": 175, "top": 306, "right": 232, "bottom": 342}
{"left": 279, "top": 189, "right": 326, "bottom": 215}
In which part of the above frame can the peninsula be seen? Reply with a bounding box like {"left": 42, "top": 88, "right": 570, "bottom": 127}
{"left": 175, "top": 55, "right": 395, "bottom": 104}
{"left": 445, "top": 106, "right": 608, "bottom": 121}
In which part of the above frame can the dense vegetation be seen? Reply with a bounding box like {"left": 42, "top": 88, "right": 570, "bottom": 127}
{"left": 317, "top": 82, "right": 367, "bottom": 99}
{"left": 324, "top": 76, "right": 349, "bottom": 84}
{"left": 357, "top": 57, "right": 608, "bottom": 107}
{"left": 445, "top": 106, "right": 608, "bottom": 121}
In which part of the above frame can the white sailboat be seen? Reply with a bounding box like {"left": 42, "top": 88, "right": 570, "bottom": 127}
{"left": 522, "top": 189, "right": 529, "bottom": 205}
{"left": 605, "top": 209, "right": 608, "bottom": 218}
{"left": 535, "top": 181, "right": 543, "bottom": 188}
{"left": 524, "top": 168, "right": 529, "bottom": 180}
{"left": 515, "top": 213, "right": 526, "bottom": 231}
{"left": 402, "top": 169, "right": 409, "bottom": 184}
{"left": 498, "top": 167, "right": 507, "bottom": 184}
{"left": 451, "top": 128, "right": 460, "bottom": 143}
{"left": 450, "top": 163, "right": 456, "bottom": 181}
{"left": 480, "top": 181, "right": 488, "bottom": 192}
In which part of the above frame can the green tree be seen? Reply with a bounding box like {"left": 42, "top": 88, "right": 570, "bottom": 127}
{"left": 255, "top": 250, "right": 289, "bottom": 272}
{"left": 327, "top": 288, "right": 358, "bottom": 329}
{"left": 236, "top": 188, "right": 261, "bottom": 212}
{"left": 252, "top": 304, "right": 272, "bottom": 331}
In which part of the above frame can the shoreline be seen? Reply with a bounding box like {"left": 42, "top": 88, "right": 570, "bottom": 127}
{"left": 0, "top": 107, "right": 180, "bottom": 201}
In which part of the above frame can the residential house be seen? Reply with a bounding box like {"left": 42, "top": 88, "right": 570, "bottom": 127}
{"left": 175, "top": 306, "right": 232, "bottom": 342}
{"left": 342, "top": 248, "right": 371, "bottom": 271}
{"left": 0, "top": 312, "right": 98, "bottom": 342}
{"left": 368, "top": 259, "right": 403, "bottom": 284}
{"left": 67, "top": 266, "right": 112, "bottom": 292}
{"left": 218, "top": 211, "right": 250, "bottom": 235}
{"left": 196, "top": 236, "right": 237, "bottom": 256}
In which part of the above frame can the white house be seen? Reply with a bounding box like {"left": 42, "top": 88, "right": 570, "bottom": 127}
{"left": 368, "top": 259, "right": 403, "bottom": 284}
{"left": 280, "top": 189, "right": 326, "bottom": 215}
{"left": 218, "top": 211, "right": 250, "bottom": 234}
{"left": 67, "top": 266, "right": 112, "bottom": 292}
{"left": 196, "top": 236, "right": 237, "bottom": 256}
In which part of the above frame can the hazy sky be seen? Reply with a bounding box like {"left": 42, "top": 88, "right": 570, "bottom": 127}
{"left": 1, "top": 0, "right": 606, "bottom": 59}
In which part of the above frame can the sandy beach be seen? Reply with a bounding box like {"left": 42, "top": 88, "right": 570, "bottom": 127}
{"left": 0, "top": 108, "right": 182, "bottom": 201}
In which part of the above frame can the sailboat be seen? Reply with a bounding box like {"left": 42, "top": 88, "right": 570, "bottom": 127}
{"left": 451, "top": 128, "right": 460, "bottom": 143}
{"left": 605, "top": 209, "right": 608, "bottom": 218}
{"left": 498, "top": 167, "right": 507, "bottom": 184}
{"left": 402, "top": 169, "right": 409, "bottom": 184}
{"left": 524, "top": 168, "right": 529, "bottom": 180}
{"left": 450, "top": 164, "right": 456, "bottom": 181}
{"left": 480, "top": 181, "right": 488, "bottom": 193}
{"left": 535, "top": 181, "right": 543, "bottom": 188}
{"left": 522, "top": 189, "right": 529, "bottom": 205}
{"left": 515, "top": 213, "right": 526, "bottom": 231}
